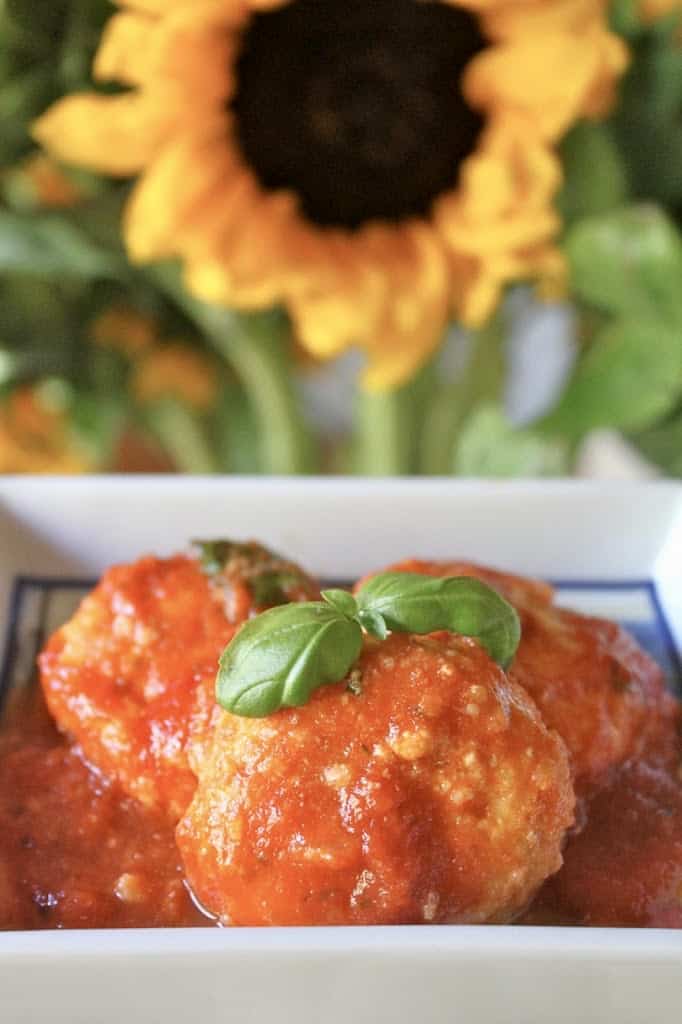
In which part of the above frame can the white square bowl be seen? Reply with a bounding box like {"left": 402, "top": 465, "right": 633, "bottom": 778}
{"left": 1, "top": 477, "right": 681, "bottom": 1024}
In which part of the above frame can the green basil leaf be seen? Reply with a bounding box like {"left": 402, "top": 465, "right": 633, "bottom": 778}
{"left": 356, "top": 609, "right": 388, "bottom": 640}
{"left": 194, "top": 539, "right": 240, "bottom": 576}
{"left": 216, "top": 602, "right": 363, "bottom": 718}
{"left": 321, "top": 589, "right": 357, "bottom": 617}
{"left": 356, "top": 573, "right": 520, "bottom": 669}
{"left": 193, "top": 538, "right": 317, "bottom": 607}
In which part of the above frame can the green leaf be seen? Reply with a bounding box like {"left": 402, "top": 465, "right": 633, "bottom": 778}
{"left": 454, "top": 404, "right": 568, "bottom": 477}
{"left": 610, "top": 25, "right": 682, "bottom": 207}
{"left": 540, "top": 319, "right": 682, "bottom": 440}
{"left": 356, "top": 573, "right": 521, "bottom": 669}
{"left": 356, "top": 609, "right": 388, "bottom": 640}
{"left": 559, "top": 121, "right": 629, "bottom": 225}
{"left": 420, "top": 316, "right": 506, "bottom": 475}
{"left": 211, "top": 385, "right": 262, "bottom": 474}
{"left": 216, "top": 603, "right": 363, "bottom": 718}
{"left": 0, "top": 210, "right": 124, "bottom": 278}
{"left": 609, "top": 0, "right": 640, "bottom": 36}
{"left": 321, "top": 589, "right": 358, "bottom": 618}
{"left": 632, "top": 408, "right": 682, "bottom": 476}
{"left": 192, "top": 538, "right": 317, "bottom": 607}
{"left": 566, "top": 206, "right": 682, "bottom": 325}
{"left": 143, "top": 398, "right": 218, "bottom": 475}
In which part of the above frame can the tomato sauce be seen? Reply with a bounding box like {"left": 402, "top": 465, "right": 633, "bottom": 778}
{"left": 523, "top": 709, "right": 682, "bottom": 928}
{"left": 3, "top": 681, "right": 681, "bottom": 930}
{"left": 0, "top": 687, "right": 210, "bottom": 930}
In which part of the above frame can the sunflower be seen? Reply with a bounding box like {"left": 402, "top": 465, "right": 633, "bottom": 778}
{"left": 35, "top": 0, "right": 627, "bottom": 390}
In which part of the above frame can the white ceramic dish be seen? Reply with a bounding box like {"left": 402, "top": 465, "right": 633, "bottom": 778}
{"left": 1, "top": 477, "right": 681, "bottom": 1024}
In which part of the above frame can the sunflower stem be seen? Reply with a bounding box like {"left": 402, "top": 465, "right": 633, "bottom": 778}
{"left": 143, "top": 398, "right": 218, "bottom": 475}
{"left": 419, "top": 316, "right": 506, "bottom": 475}
{"left": 151, "top": 263, "right": 314, "bottom": 475}
{"left": 353, "top": 363, "right": 435, "bottom": 476}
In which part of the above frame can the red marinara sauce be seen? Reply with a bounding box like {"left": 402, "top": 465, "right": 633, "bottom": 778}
{"left": 0, "top": 687, "right": 209, "bottom": 930}
{"left": 523, "top": 706, "right": 682, "bottom": 928}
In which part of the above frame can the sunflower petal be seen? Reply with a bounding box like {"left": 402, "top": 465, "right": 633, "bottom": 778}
{"left": 186, "top": 189, "right": 302, "bottom": 308}
{"left": 149, "top": 8, "right": 242, "bottom": 108}
{"left": 33, "top": 94, "right": 169, "bottom": 175}
{"left": 360, "top": 224, "right": 450, "bottom": 391}
{"left": 116, "top": 0, "right": 213, "bottom": 13}
{"left": 465, "top": 34, "right": 601, "bottom": 140}
{"left": 124, "top": 121, "right": 233, "bottom": 261}
{"left": 94, "top": 12, "right": 155, "bottom": 85}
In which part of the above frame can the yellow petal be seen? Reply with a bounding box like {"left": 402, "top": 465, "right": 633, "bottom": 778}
{"left": 475, "top": 0, "right": 610, "bottom": 38}
{"left": 124, "top": 121, "right": 233, "bottom": 261}
{"left": 580, "top": 33, "right": 629, "bottom": 120}
{"left": 116, "top": 0, "right": 213, "bottom": 13}
{"left": 360, "top": 224, "right": 450, "bottom": 391}
{"left": 465, "top": 34, "right": 600, "bottom": 139}
{"left": 149, "top": 8, "right": 242, "bottom": 108}
{"left": 33, "top": 93, "right": 170, "bottom": 175}
{"left": 186, "top": 181, "right": 313, "bottom": 309}
{"left": 288, "top": 235, "right": 388, "bottom": 361}
{"left": 94, "top": 12, "right": 155, "bottom": 85}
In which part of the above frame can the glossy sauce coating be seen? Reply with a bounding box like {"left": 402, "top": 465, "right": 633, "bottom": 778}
{"left": 0, "top": 690, "right": 208, "bottom": 930}
{"left": 38, "top": 555, "right": 238, "bottom": 820}
{"left": 178, "top": 632, "right": 574, "bottom": 926}
{"left": 511, "top": 602, "right": 667, "bottom": 797}
{"left": 366, "top": 559, "right": 668, "bottom": 794}
{"left": 527, "top": 708, "right": 682, "bottom": 927}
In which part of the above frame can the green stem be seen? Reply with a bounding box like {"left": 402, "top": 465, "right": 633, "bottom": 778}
{"left": 354, "top": 363, "right": 436, "bottom": 476}
{"left": 144, "top": 399, "right": 218, "bottom": 475}
{"left": 152, "top": 263, "right": 313, "bottom": 475}
{"left": 420, "top": 317, "right": 506, "bottom": 475}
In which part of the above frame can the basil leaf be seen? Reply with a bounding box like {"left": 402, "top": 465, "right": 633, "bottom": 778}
{"left": 321, "top": 589, "right": 357, "bottom": 617}
{"left": 356, "top": 609, "right": 388, "bottom": 640}
{"left": 250, "top": 571, "right": 306, "bottom": 607}
{"left": 356, "top": 573, "right": 520, "bottom": 669}
{"left": 216, "top": 602, "right": 363, "bottom": 718}
{"left": 192, "top": 538, "right": 317, "bottom": 607}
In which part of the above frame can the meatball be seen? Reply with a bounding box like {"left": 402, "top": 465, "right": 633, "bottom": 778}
{"left": 535, "top": 709, "right": 682, "bottom": 927}
{"left": 363, "top": 559, "right": 667, "bottom": 794}
{"left": 38, "top": 545, "right": 318, "bottom": 820}
{"left": 177, "top": 631, "right": 574, "bottom": 926}
{"left": 511, "top": 602, "right": 667, "bottom": 796}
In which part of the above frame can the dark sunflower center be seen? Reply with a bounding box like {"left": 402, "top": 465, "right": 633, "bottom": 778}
{"left": 231, "top": 0, "right": 486, "bottom": 229}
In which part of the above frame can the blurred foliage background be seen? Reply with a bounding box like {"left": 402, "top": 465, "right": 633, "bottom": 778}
{"left": 1, "top": 0, "right": 681, "bottom": 476}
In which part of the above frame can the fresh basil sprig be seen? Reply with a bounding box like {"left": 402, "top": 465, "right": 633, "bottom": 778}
{"left": 216, "top": 573, "right": 521, "bottom": 717}
{"left": 216, "top": 602, "right": 363, "bottom": 717}
{"left": 354, "top": 573, "right": 521, "bottom": 670}
{"left": 193, "top": 538, "right": 317, "bottom": 607}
